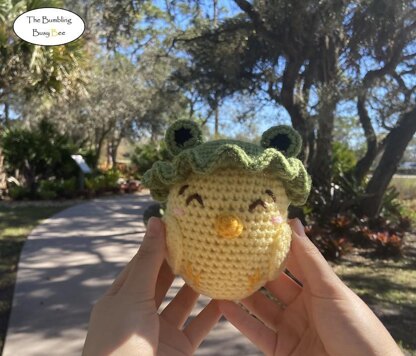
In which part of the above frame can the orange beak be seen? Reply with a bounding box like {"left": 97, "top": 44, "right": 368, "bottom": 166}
{"left": 214, "top": 213, "right": 244, "bottom": 239}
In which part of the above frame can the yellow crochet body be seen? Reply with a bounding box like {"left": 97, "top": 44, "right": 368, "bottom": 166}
{"left": 164, "top": 167, "right": 292, "bottom": 300}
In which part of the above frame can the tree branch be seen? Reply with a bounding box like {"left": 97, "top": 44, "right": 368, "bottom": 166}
{"left": 354, "top": 93, "right": 378, "bottom": 182}
{"left": 233, "top": 0, "right": 277, "bottom": 44}
{"left": 233, "top": 0, "right": 265, "bottom": 28}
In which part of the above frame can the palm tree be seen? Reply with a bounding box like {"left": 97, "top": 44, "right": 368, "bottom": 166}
{"left": 0, "top": 0, "right": 89, "bottom": 127}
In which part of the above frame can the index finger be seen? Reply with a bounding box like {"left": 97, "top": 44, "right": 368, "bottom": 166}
{"left": 119, "top": 217, "right": 166, "bottom": 300}
{"left": 289, "top": 219, "right": 345, "bottom": 297}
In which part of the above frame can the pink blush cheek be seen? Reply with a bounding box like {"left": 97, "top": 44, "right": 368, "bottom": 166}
{"left": 173, "top": 206, "right": 186, "bottom": 217}
{"left": 271, "top": 215, "right": 284, "bottom": 225}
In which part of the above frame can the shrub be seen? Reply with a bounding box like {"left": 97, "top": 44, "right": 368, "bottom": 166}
{"left": 372, "top": 232, "right": 404, "bottom": 257}
{"left": 400, "top": 200, "right": 416, "bottom": 226}
{"left": 380, "top": 186, "right": 405, "bottom": 224}
{"left": 85, "top": 170, "right": 120, "bottom": 195}
{"left": 355, "top": 224, "right": 405, "bottom": 257}
{"left": 37, "top": 178, "right": 78, "bottom": 200}
{"left": 59, "top": 178, "right": 78, "bottom": 198}
{"left": 305, "top": 223, "right": 351, "bottom": 260}
{"left": 37, "top": 188, "right": 58, "bottom": 200}
{"left": 305, "top": 172, "right": 367, "bottom": 227}
{"left": 1, "top": 119, "right": 78, "bottom": 193}
{"left": 131, "top": 142, "right": 171, "bottom": 177}
{"left": 8, "top": 186, "right": 31, "bottom": 200}
{"left": 305, "top": 176, "right": 410, "bottom": 259}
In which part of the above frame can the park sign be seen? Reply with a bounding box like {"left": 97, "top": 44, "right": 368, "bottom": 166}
{"left": 13, "top": 8, "right": 85, "bottom": 46}
{"left": 71, "top": 155, "right": 92, "bottom": 174}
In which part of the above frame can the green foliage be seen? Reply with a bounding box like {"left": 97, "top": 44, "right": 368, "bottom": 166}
{"left": 0, "top": 0, "right": 88, "bottom": 115}
{"left": 400, "top": 199, "right": 416, "bottom": 225}
{"left": 37, "top": 184, "right": 58, "bottom": 200}
{"left": 8, "top": 178, "right": 78, "bottom": 200}
{"left": 131, "top": 142, "right": 171, "bottom": 177}
{"left": 85, "top": 170, "right": 120, "bottom": 194}
{"left": 380, "top": 186, "right": 402, "bottom": 221}
{"left": 306, "top": 174, "right": 410, "bottom": 260}
{"left": 37, "top": 178, "right": 78, "bottom": 200}
{"left": 332, "top": 142, "right": 357, "bottom": 180}
{"left": 305, "top": 172, "right": 366, "bottom": 224}
{"left": 1, "top": 118, "right": 125, "bottom": 200}
{"left": 8, "top": 186, "right": 31, "bottom": 200}
{"left": 0, "top": 119, "right": 77, "bottom": 191}
{"left": 7, "top": 171, "right": 122, "bottom": 201}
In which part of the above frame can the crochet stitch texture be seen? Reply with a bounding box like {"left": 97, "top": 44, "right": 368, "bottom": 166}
{"left": 142, "top": 120, "right": 311, "bottom": 300}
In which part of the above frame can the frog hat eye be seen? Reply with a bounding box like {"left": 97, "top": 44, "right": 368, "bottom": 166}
{"left": 260, "top": 125, "right": 302, "bottom": 158}
{"left": 165, "top": 120, "right": 203, "bottom": 156}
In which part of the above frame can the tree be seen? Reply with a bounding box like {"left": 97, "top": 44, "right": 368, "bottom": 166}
{"left": 168, "top": 0, "right": 416, "bottom": 217}
{"left": 361, "top": 107, "right": 416, "bottom": 216}
{"left": 401, "top": 137, "right": 416, "bottom": 163}
{"left": 0, "top": 0, "right": 89, "bottom": 126}
{"left": 22, "top": 50, "right": 189, "bottom": 167}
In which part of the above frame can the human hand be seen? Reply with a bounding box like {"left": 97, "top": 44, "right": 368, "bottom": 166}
{"left": 218, "top": 219, "right": 403, "bottom": 356}
{"left": 83, "top": 217, "right": 221, "bottom": 356}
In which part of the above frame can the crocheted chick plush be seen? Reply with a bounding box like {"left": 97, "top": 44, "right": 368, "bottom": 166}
{"left": 142, "top": 120, "right": 311, "bottom": 300}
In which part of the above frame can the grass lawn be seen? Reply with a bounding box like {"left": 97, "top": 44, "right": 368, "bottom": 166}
{"left": 391, "top": 175, "right": 416, "bottom": 200}
{"left": 332, "top": 231, "right": 416, "bottom": 355}
{"left": 0, "top": 204, "right": 72, "bottom": 353}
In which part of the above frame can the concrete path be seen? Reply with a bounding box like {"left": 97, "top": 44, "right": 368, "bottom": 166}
{"left": 3, "top": 193, "right": 260, "bottom": 356}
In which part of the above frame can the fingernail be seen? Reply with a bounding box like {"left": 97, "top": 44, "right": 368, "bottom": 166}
{"left": 291, "top": 218, "right": 306, "bottom": 236}
{"left": 147, "top": 217, "right": 163, "bottom": 237}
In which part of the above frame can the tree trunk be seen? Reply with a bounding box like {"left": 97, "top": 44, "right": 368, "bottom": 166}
{"left": 4, "top": 102, "right": 9, "bottom": 127}
{"left": 110, "top": 142, "right": 117, "bottom": 168}
{"left": 279, "top": 59, "right": 310, "bottom": 162}
{"left": 95, "top": 132, "right": 107, "bottom": 169}
{"left": 212, "top": 1, "right": 219, "bottom": 138}
{"left": 306, "top": 119, "right": 316, "bottom": 168}
{"left": 214, "top": 103, "right": 219, "bottom": 138}
{"left": 361, "top": 107, "right": 416, "bottom": 217}
{"left": 354, "top": 95, "right": 378, "bottom": 183}
{"left": 23, "top": 160, "right": 36, "bottom": 196}
{"left": 106, "top": 141, "right": 112, "bottom": 168}
{"left": 0, "top": 147, "right": 6, "bottom": 195}
{"left": 111, "top": 136, "right": 123, "bottom": 168}
{"left": 150, "top": 123, "right": 158, "bottom": 143}
{"left": 309, "top": 87, "right": 337, "bottom": 196}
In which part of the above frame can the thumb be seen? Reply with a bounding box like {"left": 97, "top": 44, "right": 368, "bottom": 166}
{"left": 119, "top": 217, "right": 166, "bottom": 300}
{"left": 289, "top": 219, "right": 344, "bottom": 297}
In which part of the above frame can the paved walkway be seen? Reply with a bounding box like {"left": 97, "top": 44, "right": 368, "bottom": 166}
{"left": 3, "top": 193, "right": 259, "bottom": 356}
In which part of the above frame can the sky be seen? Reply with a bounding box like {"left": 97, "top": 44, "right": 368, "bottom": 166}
{"left": 5, "top": 0, "right": 414, "bottom": 154}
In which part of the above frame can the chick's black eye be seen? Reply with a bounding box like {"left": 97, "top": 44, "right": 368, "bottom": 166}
{"left": 186, "top": 193, "right": 204, "bottom": 207}
{"left": 249, "top": 199, "right": 267, "bottom": 213}
{"left": 265, "top": 189, "right": 276, "bottom": 202}
{"left": 178, "top": 184, "right": 189, "bottom": 195}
